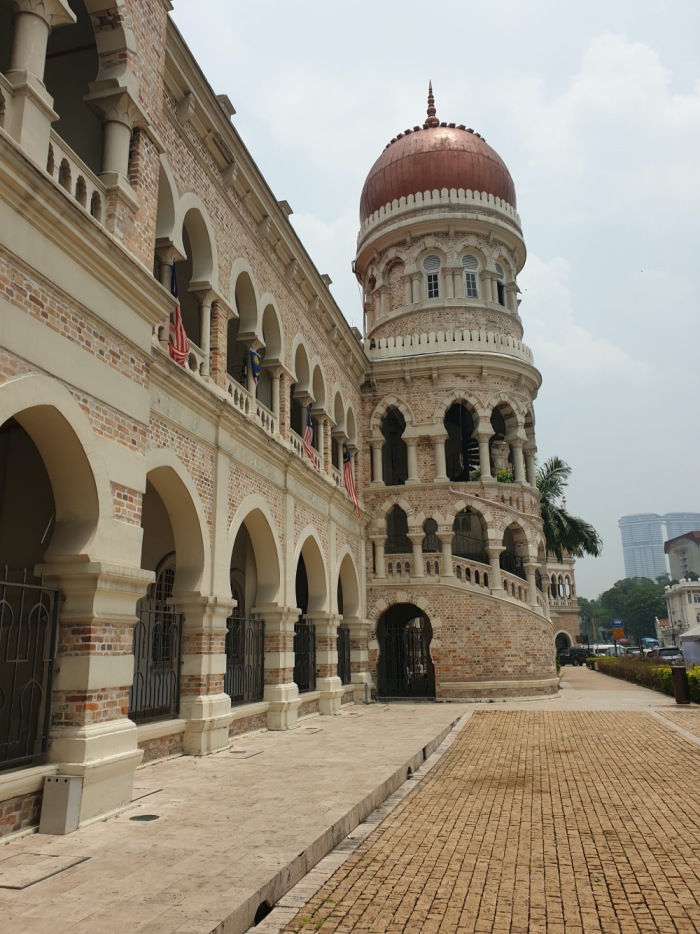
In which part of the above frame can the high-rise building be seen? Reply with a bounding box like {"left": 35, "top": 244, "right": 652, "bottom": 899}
{"left": 619, "top": 513, "right": 700, "bottom": 579}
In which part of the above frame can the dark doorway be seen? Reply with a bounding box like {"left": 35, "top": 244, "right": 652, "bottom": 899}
{"left": 377, "top": 604, "right": 435, "bottom": 699}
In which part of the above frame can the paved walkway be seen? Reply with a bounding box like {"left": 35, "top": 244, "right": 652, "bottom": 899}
{"left": 1, "top": 668, "right": 698, "bottom": 934}
{"left": 260, "top": 669, "right": 700, "bottom": 934}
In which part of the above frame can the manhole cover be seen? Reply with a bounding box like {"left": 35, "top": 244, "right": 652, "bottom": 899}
{"left": 129, "top": 814, "right": 160, "bottom": 822}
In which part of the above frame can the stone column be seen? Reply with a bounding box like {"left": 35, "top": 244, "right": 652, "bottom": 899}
{"left": 411, "top": 275, "right": 421, "bottom": 304}
{"left": 278, "top": 372, "right": 291, "bottom": 441}
{"left": 155, "top": 244, "right": 180, "bottom": 351}
{"left": 271, "top": 368, "right": 281, "bottom": 432}
{"left": 370, "top": 439, "right": 384, "bottom": 486}
{"left": 475, "top": 429, "right": 493, "bottom": 479}
{"left": 403, "top": 276, "right": 412, "bottom": 306}
{"left": 409, "top": 532, "right": 425, "bottom": 578}
{"left": 438, "top": 531, "right": 454, "bottom": 579}
{"left": 196, "top": 292, "right": 213, "bottom": 378}
{"left": 209, "top": 302, "right": 228, "bottom": 389}
{"left": 177, "top": 593, "right": 235, "bottom": 755}
{"left": 314, "top": 612, "right": 343, "bottom": 714}
{"left": 434, "top": 436, "right": 448, "bottom": 481}
{"left": 524, "top": 562, "right": 540, "bottom": 609}
{"left": 445, "top": 267, "right": 455, "bottom": 300}
{"left": 371, "top": 537, "right": 386, "bottom": 579}
{"left": 511, "top": 440, "right": 525, "bottom": 483}
{"left": 486, "top": 545, "right": 505, "bottom": 594}
{"left": 258, "top": 604, "right": 301, "bottom": 730}
{"left": 322, "top": 416, "right": 333, "bottom": 475}
{"left": 405, "top": 439, "right": 419, "bottom": 485}
{"left": 5, "top": 0, "right": 75, "bottom": 163}
{"left": 345, "top": 616, "right": 372, "bottom": 703}
{"left": 524, "top": 445, "right": 537, "bottom": 487}
{"left": 482, "top": 274, "right": 494, "bottom": 304}
{"left": 39, "top": 558, "right": 152, "bottom": 828}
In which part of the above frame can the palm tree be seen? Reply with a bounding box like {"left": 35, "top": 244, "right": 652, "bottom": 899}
{"left": 536, "top": 456, "right": 602, "bottom": 563}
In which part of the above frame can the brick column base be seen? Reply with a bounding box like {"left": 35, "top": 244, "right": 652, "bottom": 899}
{"left": 346, "top": 616, "right": 373, "bottom": 703}
{"left": 314, "top": 612, "right": 344, "bottom": 715}
{"left": 258, "top": 605, "right": 301, "bottom": 730}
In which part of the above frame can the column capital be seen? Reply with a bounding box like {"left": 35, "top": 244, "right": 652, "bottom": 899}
{"left": 85, "top": 85, "right": 146, "bottom": 130}
{"left": 486, "top": 544, "right": 505, "bottom": 559}
{"left": 10, "top": 0, "right": 75, "bottom": 27}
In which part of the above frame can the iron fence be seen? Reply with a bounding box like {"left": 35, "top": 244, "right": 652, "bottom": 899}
{"left": 294, "top": 618, "right": 316, "bottom": 693}
{"left": 337, "top": 623, "right": 351, "bottom": 685}
{"left": 500, "top": 550, "right": 526, "bottom": 580}
{"left": 0, "top": 569, "right": 59, "bottom": 772}
{"left": 225, "top": 614, "right": 265, "bottom": 705}
{"left": 130, "top": 599, "right": 182, "bottom": 723}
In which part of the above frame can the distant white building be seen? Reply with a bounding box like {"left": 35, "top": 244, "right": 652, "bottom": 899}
{"left": 663, "top": 531, "right": 700, "bottom": 645}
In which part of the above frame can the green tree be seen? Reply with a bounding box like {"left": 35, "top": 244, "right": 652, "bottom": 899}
{"left": 536, "top": 457, "right": 603, "bottom": 563}
{"left": 577, "top": 596, "right": 602, "bottom": 641}
{"left": 598, "top": 577, "right": 666, "bottom": 642}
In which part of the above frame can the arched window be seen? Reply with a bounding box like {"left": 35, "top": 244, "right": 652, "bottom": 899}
{"left": 381, "top": 408, "right": 408, "bottom": 486}
{"left": 462, "top": 254, "right": 479, "bottom": 298}
{"left": 423, "top": 254, "right": 441, "bottom": 300}
{"left": 452, "top": 509, "right": 486, "bottom": 562}
{"left": 386, "top": 506, "right": 411, "bottom": 555}
{"left": 444, "top": 402, "right": 478, "bottom": 482}
{"left": 495, "top": 263, "right": 506, "bottom": 306}
{"left": 422, "top": 518, "right": 439, "bottom": 553}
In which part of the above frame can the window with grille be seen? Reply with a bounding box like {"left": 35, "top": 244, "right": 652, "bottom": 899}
{"left": 423, "top": 254, "right": 441, "bottom": 299}
{"left": 462, "top": 254, "right": 479, "bottom": 298}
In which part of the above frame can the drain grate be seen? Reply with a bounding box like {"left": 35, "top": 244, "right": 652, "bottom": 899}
{"left": 0, "top": 853, "right": 90, "bottom": 889}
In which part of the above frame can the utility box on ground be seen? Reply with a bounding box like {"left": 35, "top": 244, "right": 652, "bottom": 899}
{"left": 39, "top": 776, "right": 83, "bottom": 835}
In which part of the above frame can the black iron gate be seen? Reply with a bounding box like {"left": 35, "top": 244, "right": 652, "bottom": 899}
{"left": 378, "top": 616, "right": 434, "bottom": 698}
{"left": 130, "top": 564, "right": 182, "bottom": 723}
{"left": 337, "top": 623, "right": 351, "bottom": 685}
{"left": 294, "top": 618, "right": 316, "bottom": 692}
{"left": 0, "top": 569, "right": 59, "bottom": 772}
{"left": 225, "top": 613, "right": 265, "bottom": 704}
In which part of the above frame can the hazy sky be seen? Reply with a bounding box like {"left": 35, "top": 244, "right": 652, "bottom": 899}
{"left": 170, "top": 1, "right": 700, "bottom": 598}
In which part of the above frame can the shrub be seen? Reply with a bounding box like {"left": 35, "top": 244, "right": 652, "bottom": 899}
{"left": 595, "top": 657, "right": 674, "bottom": 696}
{"left": 496, "top": 470, "right": 514, "bottom": 483}
{"left": 688, "top": 666, "right": 700, "bottom": 703}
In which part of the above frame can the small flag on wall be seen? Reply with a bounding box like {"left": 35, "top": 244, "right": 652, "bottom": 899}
{"left": 168, "top": 266, "right": 189, "bottom": 368}
{"left": 303, "top": 405, "right": 319, "bottom": 470}
{"left": 343, "top": 442, "right": 360, "bottom": 517}
{"left": 249, "top": 349, "right": 261, "bottom": 385}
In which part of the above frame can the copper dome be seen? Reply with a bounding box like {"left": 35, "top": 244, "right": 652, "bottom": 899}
{"left": 359, "top": 84, "right": 516, "bottom": 223}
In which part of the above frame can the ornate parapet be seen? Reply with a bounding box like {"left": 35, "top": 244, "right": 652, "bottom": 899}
{"left": 365, "top": 327, "right": 534, "bottom": 365}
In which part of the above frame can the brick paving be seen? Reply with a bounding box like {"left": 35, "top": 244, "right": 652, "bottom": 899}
{"left": 656, "top": 708, "right": 700, "bottom": 738}
{"left": 282, "top": 710, "right": 700, "bottom": 934}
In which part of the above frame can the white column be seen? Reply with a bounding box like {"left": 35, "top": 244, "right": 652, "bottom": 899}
{"left": 406, "top": 439, "right": 419, "bottom": 485}
{"left": 371, "top": 440, "right": 384, "bottom": 485}
{"left": 511, "top": 441, "right": 525, "bottom": 483}
{"left": 476, "top": 431, "right": 492, "bottom": 479}
{"left": 434, "top": 437, "right": 447, "bottom": 482}
{"left": 373, "top": 539, "right": 386, "bottom": 579}
{"left": 411, "top": 275, "right": 421, "bottom": 304}
{"left": 409, "top": 533, "right": 424, "bottom": 578}
{"left": 486, "top": 546, "right": 505, "bottom": 594}
{"left": 199, "top": 294, "right": 212, "bottom": 378}
{"left": 438, "top": 532, "right": 454, "bottom": 579}
{"left": 524, "top": 446, "right": 536, "bottom": 487}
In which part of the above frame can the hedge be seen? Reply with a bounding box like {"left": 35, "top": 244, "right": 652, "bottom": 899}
{"left": 592, "top": 657, "right": 700, "bottom": 700}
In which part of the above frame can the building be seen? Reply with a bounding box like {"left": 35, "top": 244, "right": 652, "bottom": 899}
{"left": 662, "top": 531, "right": 700, "bottom": 645}
{"left": 0, "top": 1, "right": 557, "bottom": 838}
{"left": 619, "top": 512, "right": 700, "bottom": 580}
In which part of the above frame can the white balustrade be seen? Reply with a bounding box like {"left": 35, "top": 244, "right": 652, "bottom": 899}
{"left": 46, "top": 131, "right": 107, "bottom": 227}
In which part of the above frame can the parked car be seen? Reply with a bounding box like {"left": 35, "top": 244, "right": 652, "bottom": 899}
{"left": 558, "top": 647, "right": 590, "bottom": 666}
{"left": 625, "top": 647, "right": 642, "bottom": 658}
{"left": 646, "top": 646, "right": 684, "bottom": 665}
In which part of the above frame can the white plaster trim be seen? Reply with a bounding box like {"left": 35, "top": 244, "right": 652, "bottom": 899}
{"left": 440, "top": 677, "right": 559, "bottom": 691}
{"left": 136, "top": 718, "right": 186, "bottom": 744}
{"left": 0, "top": 763, "right": 57, "bottom": 801}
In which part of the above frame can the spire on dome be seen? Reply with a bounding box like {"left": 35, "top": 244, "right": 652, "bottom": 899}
{"left": 425, "top": 80, "right": 439, "bottom": 128}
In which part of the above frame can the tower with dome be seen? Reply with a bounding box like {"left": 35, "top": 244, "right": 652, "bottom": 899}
{"left": 357, "top": 84, "right": 557, "bottom": 699}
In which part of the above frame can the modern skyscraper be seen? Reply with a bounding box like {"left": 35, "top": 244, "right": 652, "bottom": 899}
{"left": 619, "top": 513, "right": 700, "bottom": 579}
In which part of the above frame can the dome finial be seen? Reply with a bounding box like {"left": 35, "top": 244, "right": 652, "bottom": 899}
{"left": 425, "top": 80, "right": 439, "bottom": 128}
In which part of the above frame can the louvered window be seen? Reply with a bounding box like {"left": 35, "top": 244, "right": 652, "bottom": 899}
{"left": 462, "top": 254, "right": 479, "bottom": 298}
{"left": 423, "top": 254, "right": 441, "bottom": 299}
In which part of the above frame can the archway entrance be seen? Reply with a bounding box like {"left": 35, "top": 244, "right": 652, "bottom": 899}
{"left": 555, "top": 631, "right": 572, "bottom": 652}
{"left": 377, "top": 604, "right": 435, "bottom": 699}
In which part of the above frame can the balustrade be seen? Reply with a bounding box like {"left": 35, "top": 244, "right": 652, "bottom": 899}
{"left": 47, "top": 131, "right": 106, "bottom": 226}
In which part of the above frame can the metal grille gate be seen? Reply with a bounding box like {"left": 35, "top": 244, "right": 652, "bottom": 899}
{"left": 294, "top": 618, "right": 316, "bottom": 693}
{"left": 337, "top": 623, "right": 351, "bottom": 685}
{"left": 378, "top": 618, "right": 434, "bottom": 698}
{"left": 0, "top": 569, "right": 59, "bottom": 772}
{"left": 225, "top": 613, "right": 265, "bottom": 704}
{"left": 130, "top": 565, "right": 182, "bottom": 723}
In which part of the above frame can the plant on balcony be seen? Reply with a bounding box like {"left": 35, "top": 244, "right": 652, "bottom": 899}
{"left": 536, "top": 456, "right": 603, "bottom": 563}
{"left": 469, "top": 468, "right": 481, "bottom": 481}
{"left": 496, "top": 470, "right": 514, "bottom": 483}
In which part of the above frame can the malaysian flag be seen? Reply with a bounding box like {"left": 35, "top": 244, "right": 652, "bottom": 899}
{"left": 343, "top": 442, "right": 360, "bottom": 517}
{"left": 249, "top": 349, "right": 261, "bottom": 385}
{"left": 168, "top": 266, "right": 189, "bottom": 367}
{"left": 303, "top": 405, "right": 319, "bottom": 470}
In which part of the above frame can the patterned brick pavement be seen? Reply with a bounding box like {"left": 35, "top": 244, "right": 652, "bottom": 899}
{"left": 283, "top": 711, "right": 700, "bottom": 933}
{"left": 656, "top": 708, "right": 700, "bottom": 739}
